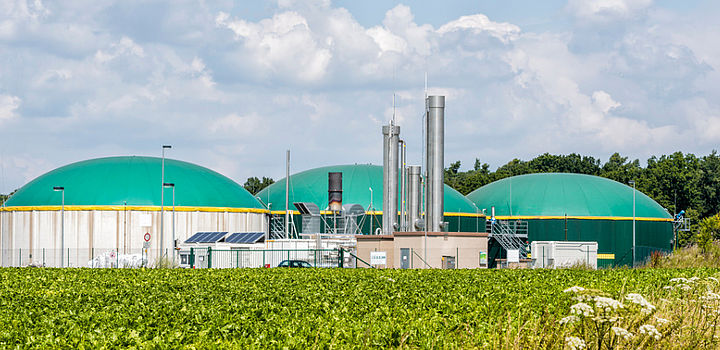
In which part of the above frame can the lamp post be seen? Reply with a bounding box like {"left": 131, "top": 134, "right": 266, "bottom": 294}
{"left": 53, "top": 186, "right": 64, "bottom": 267}
{"left": 161, "top": 145, "right": 171, "bottom": 257}
{"left": 163, "top": 183, "right": 175, "bottom": 262}
{"left": 368, "top": 187, "right": 373, "bottom": 234}
{"left": 629, "top": 180, "right": 636, "bottom": 266}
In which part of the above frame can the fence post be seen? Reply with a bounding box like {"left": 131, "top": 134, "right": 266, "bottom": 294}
{"left": 43, "top": 248, "right": 45, "bottom": 267}
{"left": 338, "top": 248, "right": 343, "bottom": 268}
{"left": 67, "top": 248, "right": 70, "bottom": 268}
{"left": 263, "top": 250, "right": 266, "bottom": 267}
{"left": 411, "top": 248, "right": 414, "bottom": 268}
{"left": 190, "top": 247, "right": 194, "bottom": 268}
{"left": 19, "top": 248, "right": 21, "bottom": 267}
{"left": 207, "top": 247, "right": 212, "bottom": 268}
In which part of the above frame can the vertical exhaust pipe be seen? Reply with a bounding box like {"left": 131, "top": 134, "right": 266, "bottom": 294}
{"left": 426, "top": 96, "right": 445, "bottom": 232}
{"left": 328, "top": 172, "right": 343, "bottom": 211}
{"left": 408, "top": 165, "right": 422, "bottom": 231}
{"left": 382, "top": 123, "right": 400, "bottom": 234}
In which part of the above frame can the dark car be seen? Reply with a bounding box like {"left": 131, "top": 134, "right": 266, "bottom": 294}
{"left": 277, "top": 260, "right": 313, "bottom": 268}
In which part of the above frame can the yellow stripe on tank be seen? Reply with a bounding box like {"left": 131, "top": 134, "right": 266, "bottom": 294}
{"left": 0, "top": 206, "right": 269, "bottom": 214}
{"left": 493, "top": 215, "right": 672, "bottom": 222}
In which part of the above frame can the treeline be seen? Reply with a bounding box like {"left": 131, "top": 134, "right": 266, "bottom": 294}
{"left": 243, "top": 177, "right": 275, "bottom": 195}
{"left": 445, "top": 151, "right": 720, "bottom": 223}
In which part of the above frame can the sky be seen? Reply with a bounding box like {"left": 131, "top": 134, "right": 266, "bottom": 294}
{"left": 1, "top": 0, "right": 719, "bottom": 194}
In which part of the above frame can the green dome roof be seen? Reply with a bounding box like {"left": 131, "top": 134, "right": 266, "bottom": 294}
{"left": 466, "top": 173, "right": 671, "bottom": 219}
{"left": 256, "top": 164, "right": 478, "bottom": 214}
{"left": 5, "top": 156, "right": 263, "bottom": 209}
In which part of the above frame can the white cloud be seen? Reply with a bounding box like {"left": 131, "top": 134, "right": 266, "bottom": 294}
{"left": 567, "top": 0, "right": 653, "bottom": 22}
{"left": 216, "top": 11, "right": 331, "bottom": 82}
{"left": 94, "top": 36, "right": 145, "bottom": 63}
{"left": 438, "top": 14, "right": 520, "bottom": 43}
{"left": 0, "top": 95, "right": 21, "bottom": 122}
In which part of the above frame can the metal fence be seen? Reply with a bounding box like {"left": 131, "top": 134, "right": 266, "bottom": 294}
{"left": 184, "top": 248, "right": 345, "bottom": 269}
{"left": 0, "top": 248, "right": 176, "bottom": 268}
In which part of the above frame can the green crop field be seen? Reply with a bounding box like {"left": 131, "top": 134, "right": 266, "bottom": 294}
{"left": 0, "top": 268, "right": 718, "bottom": 349}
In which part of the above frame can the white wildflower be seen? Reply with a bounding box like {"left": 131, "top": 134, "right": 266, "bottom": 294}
{"left": 612, "top": 326, "right": 634, "bottom": 341}
{"left": 572, "top": 294, "right": 595, "bottom": 302}
{"left": 564, "top": 286, "right": 586, "bottom": 293}
{"left": 670, "top": 277, "right": 689, "bottom": 283}
{"left": 701, "top": 291, "right": 720, "bottom": 301}
{"left": 656, "top": 318, "right": 670, "bottom": 326}
{"left": 690, "top": 276, "right": 701, "bottom": 282}
{"left": 559, "top": 315, "right": 580, "bottom": 324}
{"left": 707, "top": 277, "right": 719, "bottom": 283}
{"left": 565, "top": 336, "right": 586, "bottom": 350}
{"left": 676, "top": 284, "right": 692, "bottom": 291}
{"left": 639, "top": 324, "right": 662, "bottom": 340}
{"left": 625, "top": 293, "right": 655, "bottom": 314}
{"left": 571, "top": 302, "right": 594, "bottom": 317}
{"left": 594, "top": 296, "right": 624, "bottom": 312}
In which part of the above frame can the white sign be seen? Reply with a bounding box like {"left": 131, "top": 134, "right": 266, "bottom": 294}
{"left": 138, "top": 213, "right": 152, "bottom": 227}
{"left": 370, "top": 251, "right": 387, "bottom": 266}
{"left": 507, "top": 249, "right": 520, "bottom": 263}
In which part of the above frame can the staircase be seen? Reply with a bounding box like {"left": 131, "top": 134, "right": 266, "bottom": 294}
{"left": 486, "top": 220, "right": 529, "bottom": 259}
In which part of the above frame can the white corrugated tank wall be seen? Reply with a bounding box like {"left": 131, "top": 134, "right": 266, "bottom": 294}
{"left": 0, "top": 210, "right": 267, "bottom": 267}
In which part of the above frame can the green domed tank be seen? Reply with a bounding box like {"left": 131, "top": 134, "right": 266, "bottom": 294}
{"left": 467, "top": 173, "right": 673, "bottom": 267}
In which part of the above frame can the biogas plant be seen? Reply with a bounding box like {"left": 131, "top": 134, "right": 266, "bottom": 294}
{"left": 0, "top": 96, "right": 683, "bottom": 269}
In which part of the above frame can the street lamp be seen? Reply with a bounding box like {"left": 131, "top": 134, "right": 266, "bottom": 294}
{"left": 368, "top": 187, "right": 373, "bottom": 234}
{"left": 53, "top": 186, "right": 65, "bottom": 267}
{"left": 163, "top": 183, "right": 175, "bottom": 262}
{"left": 161, "top": 145, "right": 171, "bottom": 257}
{"left": 629, "top": 180, "right": 636, "bottom": 266}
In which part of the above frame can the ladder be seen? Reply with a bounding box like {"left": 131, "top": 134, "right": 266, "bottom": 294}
{"left": 487, "top": 220, "right": 529, "bottom": 259}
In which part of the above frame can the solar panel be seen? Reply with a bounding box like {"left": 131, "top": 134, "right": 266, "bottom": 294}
{"left": 225, "top": 232, "right": 264, "bottom": 244}
{"left": 184, "top": 232, "right": 228, "bottom": 243}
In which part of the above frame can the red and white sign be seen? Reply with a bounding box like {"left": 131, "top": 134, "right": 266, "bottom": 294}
{"left": 144, "top": 232, "right": 151, "bottom": 242}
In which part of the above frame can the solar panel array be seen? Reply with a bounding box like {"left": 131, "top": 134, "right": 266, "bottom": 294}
{"left": 225, "top": 232, "right": 265, "bottom": 244}
{"left": 185, "top": 232, "right": 228, "bottom": 243}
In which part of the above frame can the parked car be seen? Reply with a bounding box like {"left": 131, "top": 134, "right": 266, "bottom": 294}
{"left": 277, "top": 260, "right": 313, "bottom": 268}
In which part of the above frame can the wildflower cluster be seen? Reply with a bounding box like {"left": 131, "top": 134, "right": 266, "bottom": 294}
{"left": 559, "top": 285, "right": 669, "bottom": 348}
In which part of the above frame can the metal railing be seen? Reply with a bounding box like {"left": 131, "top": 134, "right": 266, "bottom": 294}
{"left": 0, "top": 248, "right": 177, "bottom": 268}
{"left": 487, "top": 220, "right": 529, "bottom": 259}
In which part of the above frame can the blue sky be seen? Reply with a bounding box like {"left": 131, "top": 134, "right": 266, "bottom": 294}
{"left": 1, "top": 0, "right": 719, "bottom": 194}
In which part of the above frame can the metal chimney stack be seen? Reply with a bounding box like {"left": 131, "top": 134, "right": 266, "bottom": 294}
{"left": 426, "top": 96, "right": 445, "bottom": 232}
{"left": 328, "top": 172, "right": 343, "bottom": 212}
{"left": 408, "top": 165, "right": 422, "bottom": 231}
{"left": 382, "top": 123, "right": 400, "bottom": 234}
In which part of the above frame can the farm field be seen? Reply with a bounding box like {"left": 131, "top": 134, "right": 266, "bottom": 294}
{"left": 0, "top": 268, "right": 718, "bottom": 349}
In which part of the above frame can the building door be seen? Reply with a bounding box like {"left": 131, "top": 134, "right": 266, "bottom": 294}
{"left": 442, "top": 256, "right": 456, "bottom": 269}
{"left": 400, "top": 248, "right": 410, "bottom": 269}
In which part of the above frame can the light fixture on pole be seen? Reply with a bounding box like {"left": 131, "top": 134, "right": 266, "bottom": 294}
{"left": 163, "top": 182, "right": 175, "bottom": 262}
{"left": 53, "top": 186, "right": 65, "bottom": 267}
{"left": 629, "top": 180, "right": 636, "bottom": 266}
{"left": 161, "top": 145, "right": 171, "bottom": 257}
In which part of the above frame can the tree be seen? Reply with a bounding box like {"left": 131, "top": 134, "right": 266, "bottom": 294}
{"left": 695, "top": 214, "right": 720, "bottom": 253}
{"left": 243, "top": 177, "right": 275, "bottom": 195}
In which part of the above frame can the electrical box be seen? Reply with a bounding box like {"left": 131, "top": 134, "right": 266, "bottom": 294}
{"left": 531, "top": 241, "right": 598, "bottom": 269}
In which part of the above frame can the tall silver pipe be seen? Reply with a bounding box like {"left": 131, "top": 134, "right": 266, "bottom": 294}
{"left": 426, "top": 96, "right": 445, "bottom": 232}
{"left": 408, "top": 165, "right": 421, "bottom": 231}
{"left": 400, "top": 141, "right": 405, "bottom": 231}
{"left": 382, "top": 124, "right": 400, "bottom": 234}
